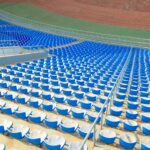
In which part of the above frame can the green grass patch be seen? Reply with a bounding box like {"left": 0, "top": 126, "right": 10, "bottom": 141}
{"left": 0, "top": 3, "right": 150, "bottom": 40}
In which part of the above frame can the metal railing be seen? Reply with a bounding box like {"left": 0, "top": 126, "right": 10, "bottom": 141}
{"left": 79, "top": 48, "right": 133, "bottom": 149}
{"left": 0, "top": 10, "right": 150, "bottom": 48}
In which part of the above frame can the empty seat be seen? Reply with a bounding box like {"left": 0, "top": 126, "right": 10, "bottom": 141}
{"left": 30, "top": 89, "right": 42, "bottom": 97}
{"left": 99, "top": 129, "right": 116, "bottom": 144}
{"left": 78, "top": 125, "right": 93, "bottom": 139}
{"left": 123, "top": 120, "right": 138, "bottom": 131}
{"left": 60, "top": 119, "right": 78, "bottom": 133}
{"left": 29, "top": 98, "right": 43, "bottom": 108}
{"left": 141, "top": 104, "right": 150, "bottom": 112}
{"left": 140, "top": 113, "right": 150, "bottom": 122}
{"left": 141, "top": 97, "right": 150, "bottom": 104}
{"left": 0, "top": 119, "right": 12, "bottom": 133}
{"left": 16, "top": 95, "right": 30, "bottom": 104}
{"left": 42, "top": 101, "right": 56, "bottom": 112}
{"left": 141, "top": 123, "right": 150, "bottom": 135}
{"left": 29, "top": 111, "right": 46, "bottom": 123}
{"left": 8, "top": 124, "right": 29, "bottom": 139}
{"left": 44, "top": 116, "right": 62, "bottom": 129}
{"left": 52, "top": 86, "right": 61, "bottom": 94}
{"left": 86, "top": 94, "right": 97, "bottom": 102}
{"left": 119, "top": 134, "right": 137, "bottom": 149}
{"left": 126, "top": 110, "right": 138, "bottom": 119}
{"left": 110, "top": 106, "right": 122, "bottom": 116}
{"left": 66, "top": 98, "right": 78, "bottom": 106}
{"left": 42, "top": 92, "right": 53, "bottom": 101}
{"left": 113, "top": 98, "right": 124, "bottom": 107}
{"left": 79, "top": 100, "right": 92, "bottom": 109}
{"left": 25, "top": 130, "right": 47, "bottom": 146}
{"left": 4, "top": 91, "right": 18, "bottom": 101}
{"left": 43, "top": 135, "right": 65, "bottom": 150}
{"left": 94, "top": 103, "right": 106, "bottom": 113}
{"left": 54, "top": 95, "right": 65, "bottom": 103}
{"left": 0, "top": 89, "right": 7, "bottom": 97}
{"left": 1, "top": 104, "right": 18, "bottom": 115}
{"left": 100, "top": 96, "right": 107, "bottom": 104}
{"left": 74, "top": 91, "right": 84, "bottom": 99}
{"left": 56, "top": 105, "right": 71, "bottom": 116}
{"left": 62, "top": 89, "right": 73, "bottom": 96}
{"left": 105, "top": 115, "right": 120, "bottom": 128}
{"left": 71, "top": 108, "right": 86, "bottom": 119}
{"left": 15, "top": 108, "right": 31, "bottom": 120}
{"left": 87, "top": 112, "right": 101, "bottom": 123}
{"left": 20, "top": 86, "right": 31, "bottom": 94}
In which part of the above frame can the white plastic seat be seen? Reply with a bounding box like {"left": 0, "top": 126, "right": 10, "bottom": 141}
{"left": 43, "top": 135, "right": 66, "bottom": 150}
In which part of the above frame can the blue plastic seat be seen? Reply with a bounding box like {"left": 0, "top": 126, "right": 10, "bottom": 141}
{"left": 123, "top": 119, "right": 138, "bottom": 131}
{"left": 129, "top": 89, "right": 138, "bottom": 95}
{"left": 51, "top": 86, "right": 61, "bottom": 94}
{"left": 71, "top": 84, "right": 79, "bottom": 90}
{"left": 43, "top": 135, "right": 65, "bottom": 150}
{"left": 44, "top": 116, "right": 61, "bottom": 129}
{"left": 119, "top": 134, "right": 137, "bottom": 149}
{"left": 140, "top": 91, "right": 149, "bottom": 97}
{"left": 9, "top": 84, "right": 21, "bottom": 91}
{"left": 60, "top": 82, "right": 69, "bottom": 88}
{"left": 20, "top": 86, "right": 31, "bottom": 94}
{"left": 79, "top": 100, "right": 92, "bottom": 109}
{"left": 116, "top": 92, "right": 126, "bottom": 99}
{"left": 78, "top": 125, "right": 93, "bottom": 139}
{"left": 110, "top": 106, "right": 122, "bottom": 116}
{"left": 71, "top": 108, "right": 86, "bottom": 119}
{"left": 126, "top": 110, "right": 138, "bottom": 119}
{"left": 86, "top": 94, "right": 97, "bottom": 102}
{"left": 4, "top": 91, "right": 18, "bottom": 101}
{"left": 74, "top": 91, "right": 84, "bottom": 99}
{"left": 0, "top": 119, "right": 12, "bottom": 133}
{"left": 66, "top": 98, "right": 78, "bottom": 106}
{"left": 30, "top": 90, "right": 42, "bottom": 97}
{"left": 62, "top": 89, "right": 73, "bottom": 96}
{"left": 106, "top": 115, "right": 120, "bottom": 128}
{"left": 15, "top": 108, "right": 31, "bottom": 120}
{"left": 25, "top": 130, "right": 47, "bottom": 146}
{"left": 87, "top": 112, "right": 101, "bottom": 123}
{"left": 41, "top": 84, "right": 50, "bottom": 91}
{"left": 128, "top": 95, "right": 138, "bottom": 102}
{"left": 1, "top": 104, "right": 18, "bottom": 115}
{"left": 140, "top": 113, "right": 150, "bottom": 122}
{"left": 141, "top": 97, "right": 150, "bottom": 104}
{"left": 29, "top": 111, "right": 46, "bottom": 123}
{"left": 141, "top": 104, "right": 150, "bottom": 112}
{"left": 127, "top": 101, "right": 138, "bottom": 109}
{"left": 97, "top": 84, "right": 105, "bottom": 90}
{"left": 100, "top": 96, "right": 107, "bottom": 104}
{"left": 42, "top": 101, "right": 56, "bottom": 112}
{"left": 99, "top": 129, "right": 116, "bottom": 144}
{"left": 56, "top": 105, "right": 71, "bottom": 116}
{"left": 42, "top": 92, "right": 53, "bottom": 101}
{"left": 92, "top": 88, "right": 101, "bottom": 95}
{"left": 8, "top": 124, "right": 29, "bottom": 139}
{"left": 141, "top": 123, "right": 150, "bottom": 135}
{"left": 60, "top": 120, "right": 78, "bottom": 133}
{"left": 54, "top": 95, "right": 65, "bottom": 103}
{"left": 16, "top": 95, "right": 30, "bottom": 104}
{"left": 94, "top": 103, "right": 106, "bottom": 112}
{"left": 29, "top": 98, "right": 43, "bottom": 108}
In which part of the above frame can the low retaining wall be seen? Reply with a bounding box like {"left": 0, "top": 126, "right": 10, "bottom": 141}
{"left": 0, "top": 50, "right": 47, "bottom": 66}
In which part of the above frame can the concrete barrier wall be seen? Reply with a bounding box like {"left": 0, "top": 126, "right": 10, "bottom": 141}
{"left": 0, "top": 51, "right": 47, "bottom": 66}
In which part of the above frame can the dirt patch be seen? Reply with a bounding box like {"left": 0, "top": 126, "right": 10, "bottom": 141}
{"left": 1, "top": 0, "right": 150, "bottom": 29}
